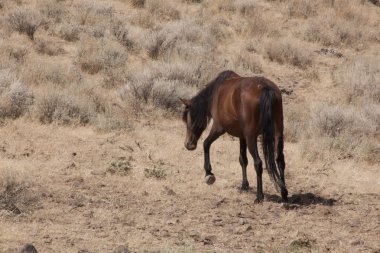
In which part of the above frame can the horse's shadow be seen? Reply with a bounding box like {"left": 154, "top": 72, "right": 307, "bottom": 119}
{"left": 266, "top": 192, "right": 337, "bottom": 206}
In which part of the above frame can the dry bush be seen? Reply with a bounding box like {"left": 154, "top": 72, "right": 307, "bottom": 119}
{"left": 130, "top": 0, "right": 145, "bottom": 8}
{"left": 22, "top": 57, "right": 82, "bottom": 87}
{"left": 334, "top": 55, "right": 380, "bottom": 103}
{"left": 6, "top": 8, "right": 43, "bottom": 40}
{"left": 234, "top": 0, "right": 257, "bottom": 15}
{"left": 121, "top": 64, "right": 196, "bottom": 112}
{"left": 0, "top": 69, "right": 33, "bottom": 119}
{"left": 127, "top": 9, "right": 155, "bottom": 28}
{"left": 284, "top": 103, "right": 308, "bottom": 143}
{"left": 0, "top": 39, "right": 29, "bottom": 64}
{"left": 265, "top": 39, "right": 313, "bottom": 68}
{"left": 73, "top": 0, "right": 114, "bottom": 27}
{"left": 35, "top": 91, "right": 93, "bottom": 125}
{"left": 0, "top": 168, "right": 39, "bottom": 215}
{"left": 301, "top": 103, "right": 380, "bottom": 162}
{"left": 35, "top": 36, "right": 65, "bottom": 56}
{"left": 233, "top": 52, "right": 263, "bottom": 75}
{"left": 146, "top": 0, "right": 180, "bottom": 21}
{"left": 112, "top": 19, "right": 136, "bottom": 51}
{"left": 58, "top": 24, "right": 81, "bottom": 42}
{"left": 144, "top": 20, "right": 216, "bottom": 60}
{"left": 38, "top": 0, "right": 67, "bottom": 24}
{"left": 286, "top": 0, "right": 319, "bottom": 18}
{"left": 304, "top": 1, "right": 377, "bottom": 47}
{"left": 76, "top": 37, "right": 128, "bottom": 76}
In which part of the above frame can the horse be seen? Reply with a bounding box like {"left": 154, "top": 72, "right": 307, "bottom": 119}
{"left": 180, "top": 70, "right": 288, "bottom": 203}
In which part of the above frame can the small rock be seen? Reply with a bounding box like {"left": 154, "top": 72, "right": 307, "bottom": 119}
{"left": 19, "top": 244, "right": 38, "bottom": 253}
{"left": 113, "top": 245, "right": 130, "bottom": 253}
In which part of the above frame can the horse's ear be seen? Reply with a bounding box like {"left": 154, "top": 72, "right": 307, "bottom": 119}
{"left": 179, "top": 98, "right": 191, "bottom": 106}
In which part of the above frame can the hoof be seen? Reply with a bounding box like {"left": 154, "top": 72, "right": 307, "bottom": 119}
{"left": 240, "top": 182, "right": 250, "bottom": 191}
{"left": 254, "top": 197, "right": 264, "bottom": 204}
{"left": 204, "top": 174, "right": 216, "bottom": 185}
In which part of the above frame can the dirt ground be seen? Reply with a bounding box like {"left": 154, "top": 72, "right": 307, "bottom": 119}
{"left": 0, "top": 119, "right": 379, "bottom": 253}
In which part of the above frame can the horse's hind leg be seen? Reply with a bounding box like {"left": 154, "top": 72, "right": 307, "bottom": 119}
{"left": 247, "top": 136, "right": 264, "bottom": 203}
{"left": 276, "top": 135, "right": 288, "bottom": 202}
{"left": 239, "top": 138, "right": 249, "bottom": 191}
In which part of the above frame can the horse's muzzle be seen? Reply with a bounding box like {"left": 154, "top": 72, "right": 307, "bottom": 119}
{"left": 185, "top": 142, "right": 196, "bottom": 151}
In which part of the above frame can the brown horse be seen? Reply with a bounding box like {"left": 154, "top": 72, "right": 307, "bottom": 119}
{"left": 180, "top": 70, "right": 288, "bottom": 203}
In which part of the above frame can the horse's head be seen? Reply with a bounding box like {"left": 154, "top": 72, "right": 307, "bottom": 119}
{"left": 180, "top": 98, "right": 206, "bottom": 151}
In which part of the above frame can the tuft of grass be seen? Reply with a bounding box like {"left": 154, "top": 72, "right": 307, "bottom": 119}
{"left": 6, "top": 8, "right": 43, "bottom": 40}
{"left": 58, "top": 24, "right": 81, "bottom": 42}
{"left": 146, "top": 0, "right": 180, "bottom": 21}
{"left": 0, "top": 168, "right": 40, "bottom": 215}
{"left": 35, "top": 36, "right": 65, "bottom": 56}
{"left": 35, "top": 92, "right": 93, "bottom": 125}
{"left": 334, "top": 55, "right": 380, "bottom": 103}
{"left": 144, "top": 166, "right": 166, "bottom": 180}
{"left": 76, "top": 37, "right": 127, "bottom": 76}
{"left": 130, "top": 0, "right": 145, "bottom": 8}
{"left": 265, "top": 39, "right": 313, "bottom": 68}
{"left": 0, "top": 69, "right": 34, "bottom": 119}
{"left": 22, "top": 58, "right": 82, "bottom": 87}
{"left": 107, "top": 159, "right": 133, "bottom": 175}
{"left": 301, "top": 103, "right": 380, "bottom": 162}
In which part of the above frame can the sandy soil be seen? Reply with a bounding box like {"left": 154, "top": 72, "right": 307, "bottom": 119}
{"left": 0, "top": 119, "right": 379, "bottom": 253}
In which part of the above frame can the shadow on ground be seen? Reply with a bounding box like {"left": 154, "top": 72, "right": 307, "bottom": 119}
{"left": 266, "top": 192, "right": 337, "bottom": 206}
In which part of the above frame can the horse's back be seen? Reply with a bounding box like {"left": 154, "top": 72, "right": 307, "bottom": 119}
{"left": 212, "top": 75, "right": 283, "bottom": 138}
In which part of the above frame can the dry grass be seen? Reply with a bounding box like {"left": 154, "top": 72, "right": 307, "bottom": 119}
{"left": 0, "top": 167, "right": 40, "bottom": 215}
{"left": 265, "top": 38, "right": 313, "bottom": 69}
{"left": 0, "top": 0, "right": 377, "bottom": 161}
{"left": 0, "top": 69, "right": 33, "bottom": 119}
{"left": 5, "top": 7, "right": 43, "bottom": 40}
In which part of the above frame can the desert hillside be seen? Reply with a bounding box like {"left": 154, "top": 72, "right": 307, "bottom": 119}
{"left": 0, "top": 0, "right": 379, "bottom": 252}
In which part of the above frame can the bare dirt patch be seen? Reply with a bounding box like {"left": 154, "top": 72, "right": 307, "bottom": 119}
{"left": 0, "top": 120, "right": 379, "bottom": 252}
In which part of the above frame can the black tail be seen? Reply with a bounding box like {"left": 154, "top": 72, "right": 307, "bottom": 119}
{"left": 260, "top": 88, "right": 283, "bottom": 192}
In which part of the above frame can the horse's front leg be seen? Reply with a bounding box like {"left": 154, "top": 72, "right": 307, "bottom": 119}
{"left": 203, "top": 126, "right": 222, "bottom": 185}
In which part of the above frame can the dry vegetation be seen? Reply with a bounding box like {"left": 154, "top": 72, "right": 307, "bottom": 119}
{"left": 0, "top": 0, "right": 379, "bottom": 252}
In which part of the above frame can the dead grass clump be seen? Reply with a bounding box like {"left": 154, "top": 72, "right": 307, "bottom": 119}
{"left": 144, "top": 166, "right": 166, "bottom": 179}
{"left": 146, "top": 0, "right": 180, "bottom": 21}
{"left": 73, "top": 0, "right": 114, "bottom": 27}
{"left": 234, "top": 0, "right": 257, "bottom": 15}
{"left": 284, "top": 103, "right": 308, "bottom": 143}
{"left": 107, "top": 159, "right": 133, "bottom": 175}
{"left": 0, "top": 69, "right": 34, "bottom": 119}
{"left": 38, "top": 0, "right": 67, "bottom": 24}
{"left": 286, "top": 0, "right": 319, "bottom": 18}
{"left": 35, "top": 37, "right": 65, "bottom": 56}
{"left": 302, "top": 103, "right": 380, "bottom": 162}
{"left": 121, "top": 65, "right": 195, "bottom": 112}
{"left": 233, "top": 52, "right": 262, "bottom": 75}
{"left": 0, "top": 168, "right": 40, "bottom": 215}
{"left": 35, "top": 92, "right": 93, "bottom": 125}
{"left": 144, "top": 20, "right": 215, "bottom": 60}
{"left": 112, "top": 19, "right": 135, "bottom": 50}
{"left": 77, "top": 37, "right": 128, "bottom": 76}
{"left": 130, "top": 0, "right": 145, "bottom": 8}
{"left": 0, "top": 40, "right": 29, "bottom": 64}
{"left": 265, "top": 39, "right": 313, "bottom": 68}
{"left": 59, "top": 24, "right": 81, "bottom": 42}
{"left": 6, "top": 8, "right": 43, "bottom": 40}
{"left": 22, "top": 58, "right": 81, "bottom": 87}
{"left": 334, "top": 55, "right": 380, "bottom": 103}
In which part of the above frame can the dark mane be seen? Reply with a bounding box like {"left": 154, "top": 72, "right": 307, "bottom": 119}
{"left": 185, "top": 70, "right": 235, "bottom": 135}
